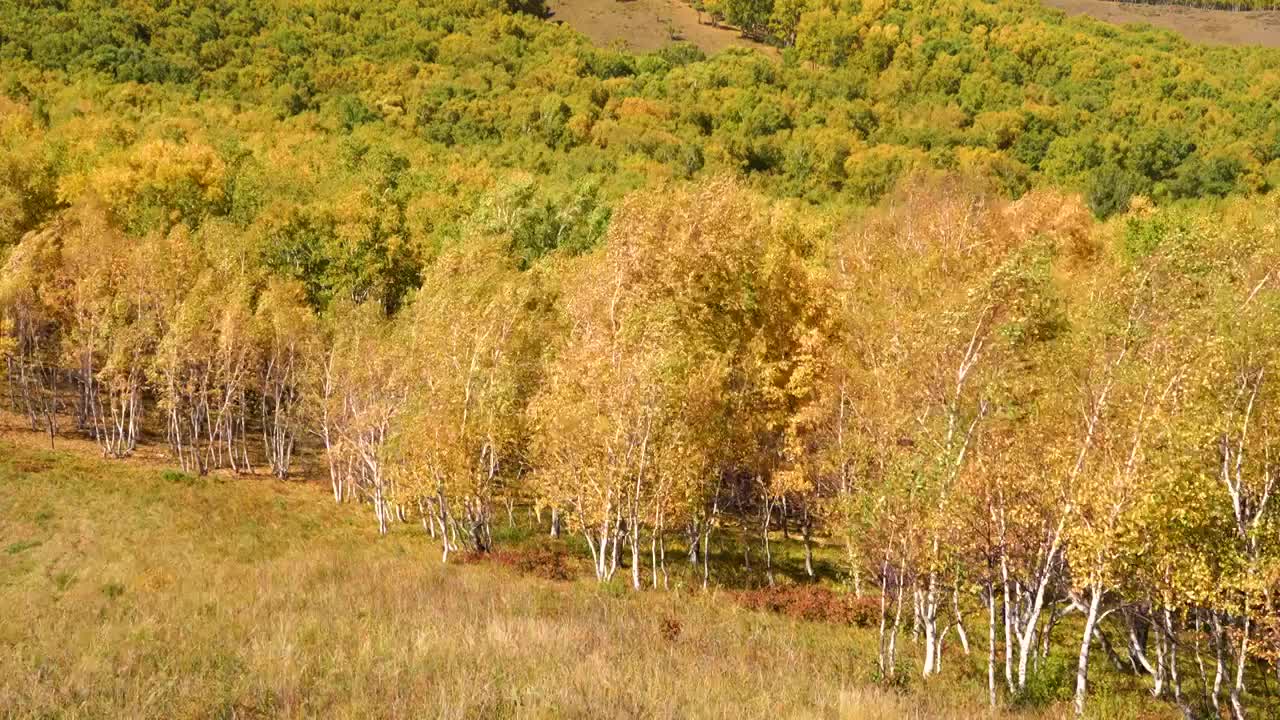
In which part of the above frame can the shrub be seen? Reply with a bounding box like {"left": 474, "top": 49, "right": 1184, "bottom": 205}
{"left": 461, "top": 545, "right": 577, "bottom": 582}
{"left": 1086, "top": 164, "right": 1145, "bottom": 219}
{"left": 848, "top": 595, "right": 880, "bottom": 628}
{"left": 660, "top": 616, "right": 682, "bottom": 642}
{"left": 735, "top": 584, "right": 879, "bottom": 627}
{"left": 161, "top": 469, "right": 198, "bottom": 485}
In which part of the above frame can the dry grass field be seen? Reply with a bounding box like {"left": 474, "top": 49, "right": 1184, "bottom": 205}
{"left": 0, "top": 419, "right": 1170, "bottom": 719}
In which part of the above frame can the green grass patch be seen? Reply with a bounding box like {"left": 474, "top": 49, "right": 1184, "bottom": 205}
{"left": 161, "top": 469, "right": 200, "bottom": 485}
{"left": 4, "top": 540, "right": 40, "bottom": 555}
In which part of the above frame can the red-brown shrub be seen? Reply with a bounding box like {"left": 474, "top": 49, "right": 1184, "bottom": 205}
{"left": 735, "top": 585, "right": 879, "bottom": 627}
{"left": 465, "top": 546, "right": 577, "bottom": 581}
{"left": 659, "top": 616, "right": 682, "bottom": 642}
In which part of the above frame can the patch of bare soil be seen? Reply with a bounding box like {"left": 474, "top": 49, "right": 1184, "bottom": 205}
{"left": 546, "top": 0, "right": 773, "bottom": 54}
{"left": 1044, "top": 0, "right": 1280, "bottom": 47}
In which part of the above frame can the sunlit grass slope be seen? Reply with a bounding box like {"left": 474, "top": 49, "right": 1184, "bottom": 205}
{"left": 0, "top": 434, "right": 1163, "bottom": 719}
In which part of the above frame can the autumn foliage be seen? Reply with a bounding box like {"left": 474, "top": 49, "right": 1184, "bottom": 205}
{"left": 8, "top": 172, "right": 1280, "bottom": 718}
{"left": 5, "top": 0, "right": 1280, "bottom": 715}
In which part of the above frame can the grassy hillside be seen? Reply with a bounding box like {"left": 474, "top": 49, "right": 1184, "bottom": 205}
{"left": 0, "top": 427, "right": 1169, "bottom": 719}
{"left": 5, "top": 1, "right": 1280, "bottom": 717}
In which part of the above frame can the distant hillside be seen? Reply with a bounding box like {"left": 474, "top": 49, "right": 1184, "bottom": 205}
{"left": 1045, "top": 0, "right": 1280, "bottom": 47}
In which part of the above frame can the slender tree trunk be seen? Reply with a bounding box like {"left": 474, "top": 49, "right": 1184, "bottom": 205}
{"left": 954, "top": 585, "right": 971, "bottom": 656}
{"left": 1163, "top": 606, "right": 1192, "bottom": 718}
{"left": 762, "top": 494, "right": 775, "bottom": 588}
{"left": 688, "top": 520, "right": 699, "bottom": 565}
{"left": 879, "top": 562, "right": 890, "bottom": 678}
{"left": 1124, "top": 606, "right": 1157, "bottom": 677}
{"left": 1017, "top": 536, "right": 1062, "bottom": 691}
{"left": 1230, "top": 614, "right": 1249, "bottom": 720}
{"left": 888, "top": 572, "right": 905, "bottom": 679}
{"left": 922, "top": 589, "right": 938, "bottom": 677}
{"left": 650, "top": 519, "right": 659, "bottom": 590}
{"left": 630, "top": 513, "right": 642, "bottom": 591}
{"left": 1212, "top": 610, "right": 1228, "bottom": 717}
{"left": 609, "top": 511, "right": 622, "bottom": 581}
{"left": 1075, "top": 583, "right": 1103, "bottom": 717}
{"left": 437, "top": 492, "right": 454, "bottom": 563}
{"left": 780, "top": 496, "right": 789, "bottom": 540}
{"left": 418, "top": 497, "right": 433, "bottom": 538}
{"left": 701, "top": 521, "right": 711, "bottom": 590}
{"left": 701, "top": 494, "right": 718, "bottom": 590}
{"left": 1154, "top": 613, "right": 1168, "bottom": 698}
{"left": 1194, "top": 609, "right": 1212, "bottom": 712}
{"left": 659, "top": 526, "right": 668, "bottom": 589}
{"left": 374, "top": 481, "right": 388, "bottom": 535}
{"left": 987, "top": 581, "right": 998, "bottom": 709}
{"left": 1002, "top": 558, "right": 1015, "bottom": 693}
{"left": 802, "top": 507, "right": 814, "bottom": 579}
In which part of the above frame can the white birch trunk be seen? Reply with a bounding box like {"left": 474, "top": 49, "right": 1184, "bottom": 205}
{"left": 1074, "top": 584, "right": 1102, "bottom": 717}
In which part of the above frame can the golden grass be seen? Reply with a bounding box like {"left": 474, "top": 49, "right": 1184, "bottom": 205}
{"left": 0, "top": 431, "right": 1143, "bottom": 719}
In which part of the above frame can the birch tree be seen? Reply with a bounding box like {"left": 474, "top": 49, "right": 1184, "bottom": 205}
{"left": 396, "top": 240, "right": 543, "bottom": 559}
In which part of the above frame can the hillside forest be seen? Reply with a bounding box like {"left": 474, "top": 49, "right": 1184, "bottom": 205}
{"left": 5, "top": 0, "right": 1280, "bottom": 717}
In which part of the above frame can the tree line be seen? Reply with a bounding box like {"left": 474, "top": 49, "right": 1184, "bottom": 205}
{"left": 6, "top": 175, "right": 1280, "bottom": 717}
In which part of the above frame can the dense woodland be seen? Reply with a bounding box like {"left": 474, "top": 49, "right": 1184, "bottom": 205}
{"left": 5, "top": 0, "right": 1280, "bottom": 717}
